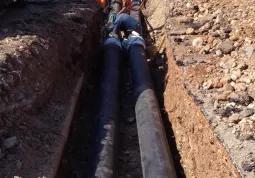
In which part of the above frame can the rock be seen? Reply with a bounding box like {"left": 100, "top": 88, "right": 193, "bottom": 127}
{"left": 241, "top": 109, "right": 254, "bottom": 117}
{"left": 237, "top": 62, "right": 248, "bottom": 71}
{"left": 223, "top": 26, "right": 232, "bottom": 33}
{"left": 223, "top": 83, "right": 234, "bottom": 92}
{"left": 245, "top": 46, "right": 254, "bottom": 58}
{"left": 203, "top": 79, "right": 213, "bottom": 89}
{"left": 230, "top": 35, "right": 239, "bottom": 41}
{"left": 213, "top": 9, "right": 223, "bottom": 16}
{"left": 227, "top": 92, "right": 253, "bottom": 106}
{"left": 219, "top": 41, "right": 234, "bottom": 54}
{"left": 231, "top": 74, "right": 238, "bottom": 81}
{"left": 213, "top": 79, "right": 223, "bottom": 88}
{"left": 220, "top": 76, "right": 232, "bottom": 85}
{"left": 216, "top": 93, "right": 229, "bottom": 101}
{"left": 215, "top": 14, "right": 224, "bottom": 24}
{"left": 179, "top": 16, "right": 193, "bottom": 23}
{"left": 211, "top": 31, "right": 220, "bottom": 37}
{"left": 0, "top": 53, "right": 8, "bottom": 62}
{"left": 234, "top": 42, "right": 241, "bottom": 48}
{"left": 234, "top": 83, "right": 247, "bottom": 91}
{"left": 200, "top": 45, "right": 211, "bottom": 53}
{"left": 239, "top": 133, "right": 254, "bottom": 140}
{"left": 240, "top": 77, "right": 252, "bottom": 85}
{"left": 216, "top": 50, "right": 223, "bottom": 57}
{"left": 198, "top": 22, "right": 211, "bottom": 33}
{"left": 207, "top": 36, "right": 214, "bottom": 44}
{"left": 192, "top": 37, "right": 203, "bottom": 48}
{"left": 3, "top": 137, "right": 18, "bottom": 149}
{"left": 186, "top": 28, "right": 195, "bottom": 35}
{"left": 242, "top": 161, "right": 255, "bottom": 172}
{"left": 229, "top": 114, "right": 241, "bottom": 123}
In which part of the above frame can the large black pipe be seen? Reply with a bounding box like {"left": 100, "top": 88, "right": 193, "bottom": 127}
{"left": 89, "top": 38, "right": 122, "bottom": 178}
{"left": 127, "top": 1, "right": 177, "bottom": 178}
{"left": 88, "top": 1, "right": 123, "bottom": 177}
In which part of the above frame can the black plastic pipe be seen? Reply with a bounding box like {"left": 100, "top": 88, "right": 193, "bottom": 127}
{"left": 88, "top": 1, "right": 123, "bottom": 177}
{"left": 127, "top": 1, "right": 178, "bottom": 178}
{"left": 89, "top": 38, "right": 122, "bottom": 178}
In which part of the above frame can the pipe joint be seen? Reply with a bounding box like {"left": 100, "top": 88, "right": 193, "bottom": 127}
{"left": 104, "top": 37, "right": 122, "bottom": 50}
{"left": 123, "top": 34, "right": 145, "bottom": 50}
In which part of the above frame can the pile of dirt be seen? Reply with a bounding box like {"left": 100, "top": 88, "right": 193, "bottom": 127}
{"left": 143, "top": 0, "right": 255, "bottom": 177}
{"left": 0, "top": 1, "right": 102, "bottom": 177}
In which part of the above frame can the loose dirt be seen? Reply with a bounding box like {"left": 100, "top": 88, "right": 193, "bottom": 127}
{"left": 0, "top": 1, "right": 102, "bottom": 177}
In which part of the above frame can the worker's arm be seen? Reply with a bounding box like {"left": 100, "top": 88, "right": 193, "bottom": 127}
{"left": 117, "top": 6, "right": 129, "bottom": 15}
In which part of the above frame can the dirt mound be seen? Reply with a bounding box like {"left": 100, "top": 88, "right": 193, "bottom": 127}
{"left": 0, "top": 2, "right": 102, "bottom": 177}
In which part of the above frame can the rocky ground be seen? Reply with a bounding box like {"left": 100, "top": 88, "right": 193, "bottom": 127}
{"left": 144, "top": 0, "right": 255, "bottom": 177}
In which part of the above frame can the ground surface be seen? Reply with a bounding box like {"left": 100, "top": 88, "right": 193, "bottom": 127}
{"left": 143, "top": 0, "right": 255, "bottom": 177}
{"left": 0, "top": 1, "right": 101, "bottom": 177}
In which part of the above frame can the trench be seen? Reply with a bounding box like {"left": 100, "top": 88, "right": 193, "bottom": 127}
{"left": 56, "top": 6, "right": 183, "bottom": 178}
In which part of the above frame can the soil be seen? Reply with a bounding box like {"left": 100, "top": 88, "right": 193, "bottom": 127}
{"left": 143, "top": 0, "right": 255, "bottom": 177}
{"left": 0, "top": 1, "right": 102, "bottom": 177}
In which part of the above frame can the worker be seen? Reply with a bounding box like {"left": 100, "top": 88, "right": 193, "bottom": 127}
{"left": 117, "top": 0, "right": 132, "bottom": 15}
{"left": 105, "top": 13, "right": 139, "bottom": 38}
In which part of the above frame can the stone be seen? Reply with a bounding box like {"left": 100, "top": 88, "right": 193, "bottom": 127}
{"left": 220, "top": 76, "right": 232, "bottom": 84}
{"left": 216, "top": 50, "right": 223, "bottom": 57}
{"left": 219, "top": 41, "right": 234, "bottom": 54}
{"left": 237, "top": 62, "right": 248, "bottom": 71}
{"left": 227, "top": 92, "right": 253, "bottom": 106}
{"left": 230, "top": 35, "right": 239, "bottom": 41}
{"left": 231, "top": 74, "right": 238, "bottom": 81}
{"left": 213, "top": 79, "right": 223, "bottom": 88}
{"left": 213, "top": 9, "right": 223, "bottom": 16}
{"left": 240, "top": 77, "right": 252, "bottom": 85}
{"left": 216, "top": 93, "right": 229, "bottom": 101}
{"left": 245, "top": 46, "right": 254, "bottom": 58}
{"left": 203, "top": 79, "right": 213, "bottom": 89}
{"left": 211, "top": 31, "right": 220, "bottom": 37}
{"left": 207, "top": 36, "right": 214, "bottom": 44}
{"left": 239, "top": 133, "right": 254, "bottom": 140}
{"left": 223, "top": 83, "right": 234, "bottom": 92}
{"left": 235, "top": 83, "right": 247, "bottom": 91}
{"left": 186, "top": 28, "right": 195, "bottom": 35}
{"left": 0, "top": 53, "right": 7, "bottom": 62}
{"left": 241, "top": 109, "right": 254, "bottom": 118}
{"left": 3, "top": 137, "right": 18, "bottom": 149}
{"left": 215, "top": 14, "right": 224, "bottom": 24}
{"left": 198, "top": 22, "right": 211, "bottom": 33}
{"left": 242, "top": 161, "right": 255, "bottom": 172}
{"left": 223, "top": 26, "right": 232, "bottom": 33}
{"left": 229, "top": 114, "right": 241, "bottom": 123}
{"left": 180, "top": 16, "right": 193, "bottom": 23}
{"left": 192, "top": 37, "right": 203, "bottom": 48}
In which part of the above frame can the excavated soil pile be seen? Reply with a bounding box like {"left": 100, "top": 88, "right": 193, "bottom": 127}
{"left": 0, "top": 1, "right": 102, "bottom": 177}
{"left": 143, "top": 0, "right": 255, "bottom": 177}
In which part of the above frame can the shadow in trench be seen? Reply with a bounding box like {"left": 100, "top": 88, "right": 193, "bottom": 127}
{"left": 141, "top": 15, "right": 186, "bottom": 178}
